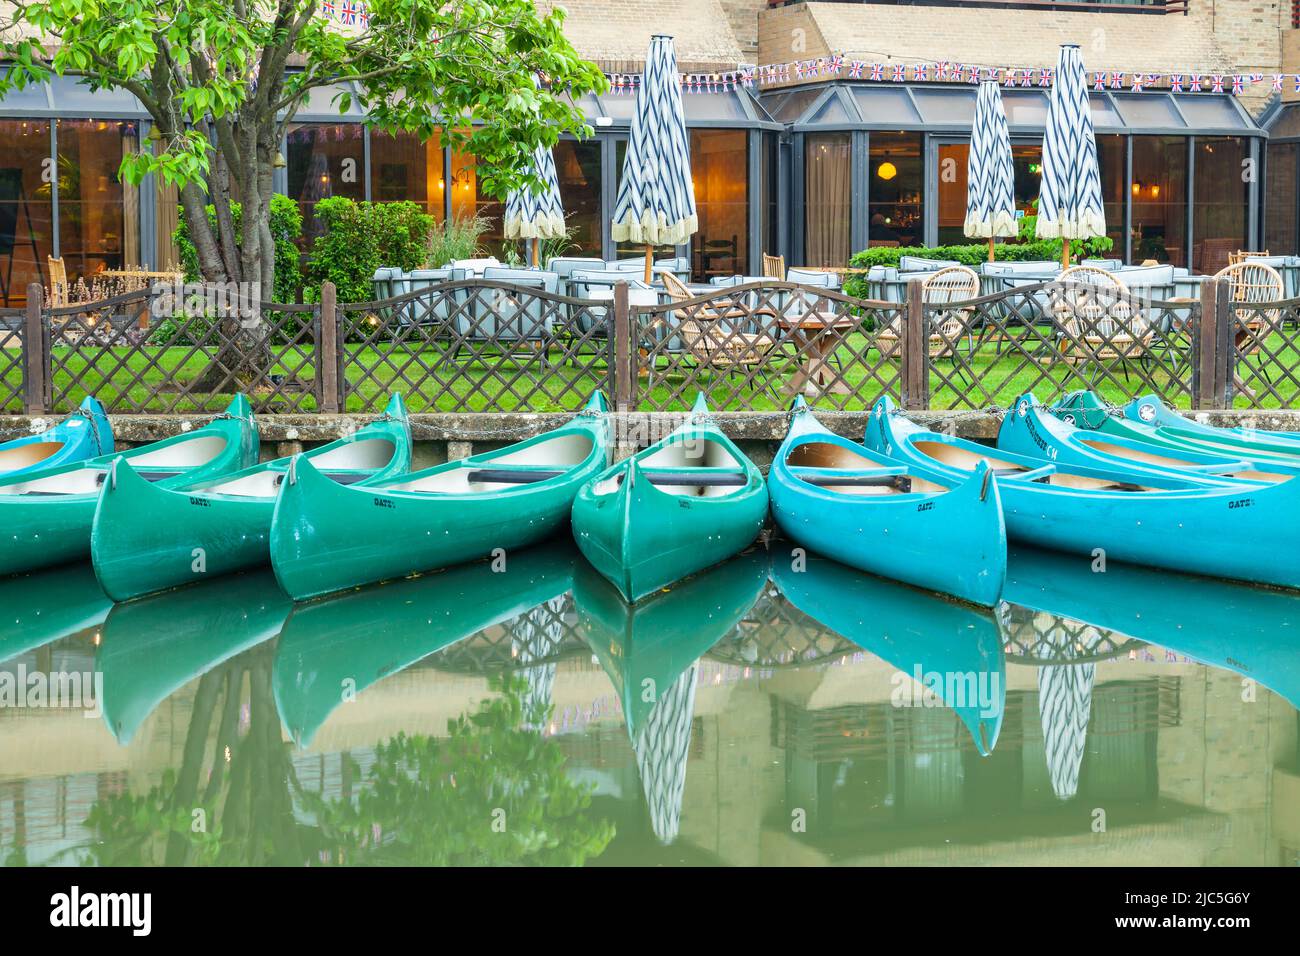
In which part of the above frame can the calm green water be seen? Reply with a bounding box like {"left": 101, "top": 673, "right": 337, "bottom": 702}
{"left": 1, "top": 538, "right": 1297, "bottom": 866}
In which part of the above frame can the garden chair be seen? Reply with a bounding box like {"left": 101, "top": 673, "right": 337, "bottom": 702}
{"left": 762, "top": 253, "right": 785, "bottom": 278}
{"left": 457, "top": 267, "right": 559, "bottom": 364}
{"left": 659, "top": 272, "right": 779, "bottom": 380}
{"left": 46, "top": 256, "right": 68, "bottom": 308}
{"left": 873, "top": 266, "right": 981, "bottom": 380}
{"left": 1053, "top": 266, "right": 1153, "bottom": 385}
{"left": 1229, "top": 250, "right": 1270, "bottom": 266}
{"left": 1214, "top": 261, "right": 1285, "bottom": 392}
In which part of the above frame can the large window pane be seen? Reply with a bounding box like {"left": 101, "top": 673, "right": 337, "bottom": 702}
{"left": 1094, "top": 134, "right": 1127, "bottom": 257}
{"left": 1265, "top": 143, "right": 1299, "bottom": 256}
{"left": 450, "top": 147, "right": 504, "bottom": 255}
{"left": 763, "top": 132, "right": 779, "bottom": 260}
{"left": 805, "top": 133, "right": 851, "bottom": 267}
{"left": 1131, "top": 136, "right": 1187, "bottom": 267}
{"left": 1193, "top": 136, "right": 1249, "bottom": 274}
{"left": 868, "top": 131, "right": 922, "bottom": 248}
{"left": 56, "top": 119, "right": 140, "bottom": 284}
{"left": 936, "top": 142, "right": 968, "bottom": 246}
{"left": 553, "top": 139, "right": 601, "bottom": 257}
{"left": 369, "top": 129, "right": 444, "bottom": 221}
{"left": 0, "top": 120, "right": 53, "bottom": 307}
{"left": 691, "top": 129, "right": 748, "bottom": 280}
{"left": 287, "top": 123, "right": 365, "bottom": 249}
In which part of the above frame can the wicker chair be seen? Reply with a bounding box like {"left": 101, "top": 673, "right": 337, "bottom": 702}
{"left": 46, "top": 256, "right": 68, "bottom": 308}
{"left": 1214, "top": 261, "right": 1284, "bottom": 385}
{"left": 762, "top": 253, "right": 785, "bottom": 279}
{"left": 874, "top": 266, "right": 980, "bottom": 371}
{"left": 660, "top": 272, "right": 778, "bottom": 374}
{"left": 1054, "top": 266, "right": 1152, "bottom": 383}
{"left": 1229, "top": 250, "right": 1270, "bottom": 266}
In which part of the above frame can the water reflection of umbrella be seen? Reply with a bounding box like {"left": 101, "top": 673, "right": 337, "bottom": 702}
{"left": 1032, "top": 615, "right": 1103, "bottom": 800}
{"left": 576, "top": 551, "right": 768, "bottom": 843}
{"left": 611, "top": 35, "right": 698, "bottom": 282}
{"left": 506, "top": 595, "right": 568, "bottom": 730}
{"left": 1036, "top": 44, "right": 1105, "bottom": 267}
{"left": 965, "top": 79, "right": 1017, "bottom": 262}
{"left": 272, "top": 541, "right": 575, "bottom": 746}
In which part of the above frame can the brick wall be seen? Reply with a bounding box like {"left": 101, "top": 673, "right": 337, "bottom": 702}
{"left": 537, "top": 0, "right": 746, "bottom": 72}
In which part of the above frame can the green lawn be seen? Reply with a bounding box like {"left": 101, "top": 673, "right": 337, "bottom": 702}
{"left": 4, "top": 330, "right": 1300, "bottom": 414}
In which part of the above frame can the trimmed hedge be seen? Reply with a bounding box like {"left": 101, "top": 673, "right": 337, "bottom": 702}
{"left": 304, "top": 197, "right": 434, "bottom": 304}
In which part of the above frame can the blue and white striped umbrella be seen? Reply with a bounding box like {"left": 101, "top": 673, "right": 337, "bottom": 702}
{"left": 611, "top": 35, "right": 698, "bottom": 250}
{"left": 964, "top": 80, "right": 1017, "bottom": 241}
{"left": 1036, "top": 45, "right": 1106, "bottom": 246}
{"left": 504, "top": 144, "right": 566, "bottom": 241}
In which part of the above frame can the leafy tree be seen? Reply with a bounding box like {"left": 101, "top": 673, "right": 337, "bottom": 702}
{"left": 0, "top": 1, "right": 605, "bottom": 387}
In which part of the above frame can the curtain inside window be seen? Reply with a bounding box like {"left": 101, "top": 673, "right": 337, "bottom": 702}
{"left": 805, "top": 134, "right": 851, "bottom": 267}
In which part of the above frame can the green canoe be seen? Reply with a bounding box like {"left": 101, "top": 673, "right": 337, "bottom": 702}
{"left": 1055, "top": 389, "right": 1300, "bottom": 467}
{"left": 0, "top": 564, "right": 113, "bottom": 665}
{"left": 90, "top": 393, "right": 412, "bottom": 603}
{"left": 571, "top": 394, "right": 768, "bottom": 604}
{"left": 273, "top": 539, "right": 577, "bottom": 746}
{"left": 96, "top": 571, "right": 290, "bottom": 744}
{"left": 0, "top": 395, "right": 259, "bottom": 578}
{"left": 270, "top": 392, "right": 609, "bottom": 602}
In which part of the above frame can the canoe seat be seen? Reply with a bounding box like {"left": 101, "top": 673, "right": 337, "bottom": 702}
{"left": 273, "top": 470, "right": 374, "bottom": 487}
{"left": 788, "top": 467, "right": 912, "bottom": 491}
{"left": 465, "top": 467, "right": 751, "bottom": 488}
{"left": 95, "top": 469, "right": 183, "bottom": 486}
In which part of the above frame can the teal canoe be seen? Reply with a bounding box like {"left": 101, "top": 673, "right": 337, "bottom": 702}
{"left": 1005, "top": 544, "right": 1300, "bottom": 711}
{"left": 571, "top": 394, "right": 768, "bottom": 603}
{"left": 273, "top": 539, "right": 577, "bottom": 746}
{"left": 770, "top": 542, "right": 1004, "bottom": 755}
{"left": 0, "top": 564, "right": 112, "bottom": 665}
{"left": 1056, "top": 389, "right": 1300, "bottom": 467}
{"left": 90, "top": 393, "right": 412, "bottom": 602}
{"left": 998, "top": 391, "right": 1298, "bottom": 484}
{"left": 0, "top": 396, "right": 112, "bottom": 477}
{"left": 769, "top": 398, "right": 1006, "bottom": 607}
{"left": 271, "top": 392, "right": 608, "bottom": 602}
{"left": 867, "top": 395, "right": 1300, "bottom": 590}
{"left": 96, "top": 571, "right": 290, "bottom": 744}
{"left": 0, "top": 395, "right": 259, "bottom": 577}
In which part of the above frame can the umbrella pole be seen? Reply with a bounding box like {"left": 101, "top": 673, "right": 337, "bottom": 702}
{"left": 988, "top": 237, "right": 996, "bottom": 263}
{"left": 1061, "top": 238, "right": 1071, "bottom": 269}
{"left": 644, "top": 244, "right": 654, "bottom": 285}
{"left": 531, "top": 239, "right": 540, "bottom": 269}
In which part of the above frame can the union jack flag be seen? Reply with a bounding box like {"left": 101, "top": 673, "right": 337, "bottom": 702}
{"left": 1093, "top": 72, "right": 1106, "bottom": 91}
{"left": 870, "top": 63, "right": 884, "bottom": 81}
{"left": 1037, "top": 68, "right": 1051, "bottom": 87}
{"left": 1210, "top": 75, "right": 1224, "bottom": 92}
{"left": 914, "top": 64, "right": 928, "bottom": 82}
{"left": 1274, "top": 74, "right": 1286, "bottom": 91}
{"left": 1019, "top": 69, "right": 1032, "bottom": 87}
{"left": 321, "top": 0, "right": 335, "bottom": 15}
{"left": 359, "top": 5, "right": 369, "bottom": 27}
{"left": 1003, "top": 69, "right": 1018, "bottom": 86}
{"left": 830, "top": 54, "right": 844, "bottom": 73}
{"left": 1170, "top": 74, "right": 1184, "bottom": 92}
{"left": 848, "top": 61, "right": 863, "bottom": 79}
{"left": 935, "top": 61, "right": 949, "bottom": 81}
{"left": 1230, "top": 75, "right": 1243, "bottom": 94}
{"left": 892, "top": 64, "right": 905, "bottom": 82}
{"left": 341, "top": 1, "right": 357, "bottom": 24}
{"left": 1131, "top": 74, "right": 1145, "bottom": 92}
{"left": 794, "top": 62, "right": 805, "bottom": 79}
{"left": 1108, "top": 72, "right": 1123, "bottom": 89}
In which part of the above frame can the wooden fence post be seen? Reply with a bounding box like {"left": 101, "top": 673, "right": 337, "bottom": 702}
{"left": 901, "top": 278, "right": 929, "bottom": 410}
{"left": 612, "top": 281, "right": 634, "bottom": 413}
{"left": 24, "top": 283, "right": 46, "bottom": 416}
{"left": 1196, "top": 276, "right": 1229, "bottom": 409}
{"left": 318, "top": 281, "right": 341, "bottom": 413}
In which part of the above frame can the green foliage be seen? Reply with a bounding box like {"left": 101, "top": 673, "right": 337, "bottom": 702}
{"left": 844, "top": 234, "right": 1115, "bottom": 298}
{"left": 301, "top": 676, "right": 615, "bottom": 866}
{"left": 304, "top": 197, "right": 434, "bottom": 302}
{"left": 425, "top": 214, "right": 493, "bottom": 268}
{"left": 174, "top": 194, "right": 304, "bottom": 302}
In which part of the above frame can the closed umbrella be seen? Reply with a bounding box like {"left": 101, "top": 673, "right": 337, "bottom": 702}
{"left": 611, "top": 35, "right": 698, "bottom": 283}
{"left": 964, "top": 79, "right": 1018, "bottom": 263}
{"left": 1036, "top": 44, "right": 1106, "bottom": 267}
{"left": 504, "top": 144, "right": 566, "bottom": 268}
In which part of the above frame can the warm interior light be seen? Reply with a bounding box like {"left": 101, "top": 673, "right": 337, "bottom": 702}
{"left": 877, "top": 161, "right": 897, "bottom": 181}
{"left": 1131, "top": 182, "right": 1141, "bottom": 196}
{"left": 1150, "top": 184, "right": 1160, "bottom": 198}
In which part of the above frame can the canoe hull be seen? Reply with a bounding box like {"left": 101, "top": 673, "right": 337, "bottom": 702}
{"left": 0, "top": 396, "right": 113, "bottom": 478}
{"left": 0, "top": 398, "right": 258, "bottom": 577}
{"left": 571, "top": 462, "right": 768, "bottom": 603}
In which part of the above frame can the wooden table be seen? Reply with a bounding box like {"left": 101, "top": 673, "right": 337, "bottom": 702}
{"left": 779, "top": 311, "right": 856, "bottom": 396}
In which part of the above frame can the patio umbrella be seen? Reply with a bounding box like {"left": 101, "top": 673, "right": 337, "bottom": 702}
{"left": 611, "top": 35, "right": 698, "bottom": 283}
{"left": 964, "top": 79, "right": 1018, "bottom": 263}
{"left": 1034, "top": 617, "right": 1102, "bottom": 800}
{"left": 1036, "top": 44, "right": 1106, "bottom": 268}
{"left": 503, "top": 144, "right": 566, "bottom": 268}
